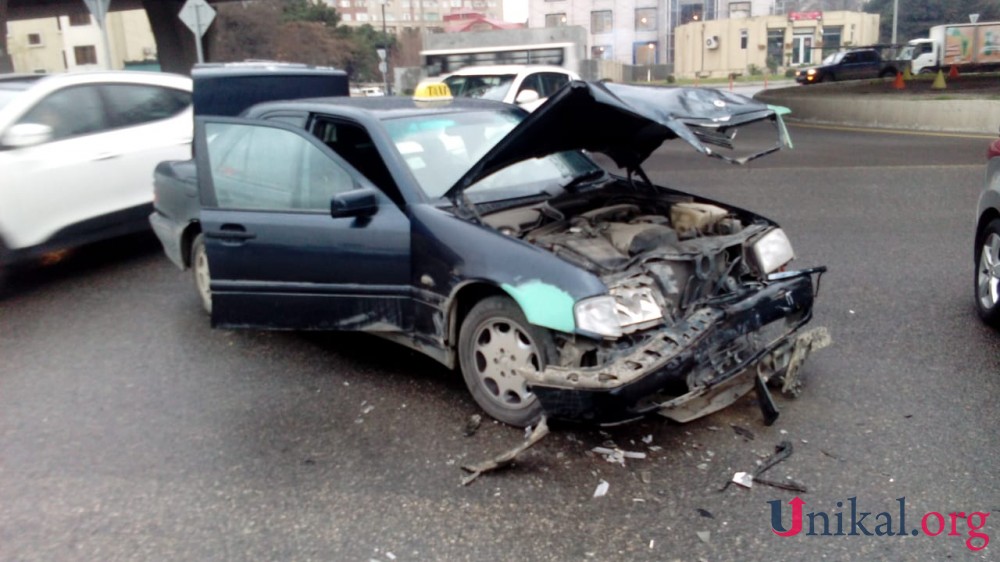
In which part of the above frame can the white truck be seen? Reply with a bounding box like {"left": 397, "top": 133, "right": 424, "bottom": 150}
{"left": 901, "top": 21, "right": 1000, "bottom": 74}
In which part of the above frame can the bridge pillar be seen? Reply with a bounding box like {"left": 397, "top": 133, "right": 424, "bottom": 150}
{"left": 143, "top": 0, "right": 199, "bottom": 74}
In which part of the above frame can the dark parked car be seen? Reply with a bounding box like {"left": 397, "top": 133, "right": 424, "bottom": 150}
{"left": 151, "top": 81, "right": 829, "bottom": 427}
{"left": 975, "top": 128, "right": 1000, "bottom": 327}
{"left": 795, "top": 48, "right": 900, "bottom": 84}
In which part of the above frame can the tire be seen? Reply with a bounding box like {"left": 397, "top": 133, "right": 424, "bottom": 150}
{"left": 975, "top": 219, "right": 1000, "bottom": 327}
{"left": 191, "top": 233, "right": 212, "bottom": 315}
{"left": 458, "top": 296, "right": 555, "bottom": 427}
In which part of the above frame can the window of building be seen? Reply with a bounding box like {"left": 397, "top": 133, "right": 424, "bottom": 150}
{"left": 340, "top": 0, "right": 350, "bottom": 7}
{"left": 68, "top": 12, "right": 91, "bottom": 26}
{"left": 74, "top": 45, "right": 98, "bottom": 66}
{"left": 680, "top": 4, "right": 702, "bottom": 24}
{"left": 767, "top": 29, "right": 784, "bottom": 68}
{"left": 342, "top": 13, "right": 353, "bottom": 21}
{"left": 591, "top": 10, "right": 612, "bottom": 34}
{"left": 634, "top": 41, "right": 657, "bottom": 65}
{"left": 544, "top": 13, "right": 566, "bottom": 27}
{"left": 423, "top": 0, "right": 437, "bottom": 7}
{"left": 425, "top": 12, "right": 439, "bottom": 21}
{"left": 635, "top": 8, "right": 656, "bottom": 31}
{"left": 402, "top": 12, "right": 412, "bottom": 20}
{"left": 27, "top": 33, "right": 42, "bottom": 46}
{"left": 591, "top": 45, "right": 613, "bottom": 60}
{"left": 355, "top": 0, "right": 367, "bottom": 6}
{"left": 822, "top": 26, "right": 842, "bottom": 58}
{"left": 357, "top": 12, "right": 369, "bottom": 21}
{"left": 740, "top": 29, "right": 748, "bottom": 49}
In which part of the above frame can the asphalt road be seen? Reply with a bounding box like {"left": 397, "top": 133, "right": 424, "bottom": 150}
{"left": 2, "top": 124, "right": 998, "bottom": 561}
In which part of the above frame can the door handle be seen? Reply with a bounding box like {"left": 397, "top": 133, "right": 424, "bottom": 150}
{"left": 93, "top": 152, "right": 120, "bottom": 161}
{"left": 206, "top": 224, "right": 256, "bottom": 242}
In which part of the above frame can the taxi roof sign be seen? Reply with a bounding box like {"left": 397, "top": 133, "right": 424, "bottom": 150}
{"left": 414, "top": 82, "right": 453, "bottom": 101}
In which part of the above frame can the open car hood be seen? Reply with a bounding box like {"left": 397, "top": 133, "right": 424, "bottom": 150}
{"left": 445, "top": 80, "right": 791, "bottom": 200}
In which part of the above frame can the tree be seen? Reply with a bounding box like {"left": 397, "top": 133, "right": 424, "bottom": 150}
{"left": 865, "top": 0, "right": 1000, "bottom": 43}
{"left": 209, "top": 0, "right": 396, "bottom": 83}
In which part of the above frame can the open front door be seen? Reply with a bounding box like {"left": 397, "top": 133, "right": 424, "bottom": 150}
{"left": 194, "top": 117, "right": 412, "bottom": 332}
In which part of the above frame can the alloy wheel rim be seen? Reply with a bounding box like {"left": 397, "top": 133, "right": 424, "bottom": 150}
{"left": 472, "top": 318, "right": 540, "bottom": 410}
{"left": 979, "top": 233, "right": 1000, "bottom": 310}
{"left": 195, "top": 248, "right": 211, "bottom": 308}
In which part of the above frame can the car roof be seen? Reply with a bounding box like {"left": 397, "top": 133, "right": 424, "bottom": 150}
{"left": 26, "top": 70, "right": 192, "bottom": 91}
{"left": 245, "top": 95, "right": 516, "bottom": 120}
{"left": 444, "top": 65, "right": 576, "bottom": 76}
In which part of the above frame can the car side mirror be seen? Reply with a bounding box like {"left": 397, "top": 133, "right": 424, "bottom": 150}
{"left": 1, "top": 123, "right": 53, "bottom": 148}
{"left": 515, "top": 89, "right": 541, "bottom": 105}
{"left": 331, "top": 187, "right": 379, "bottom": 219}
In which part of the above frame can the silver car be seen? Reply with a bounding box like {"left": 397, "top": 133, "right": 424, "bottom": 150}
{"left": 975, "top": 129, "right": 1000, "bottom": 327}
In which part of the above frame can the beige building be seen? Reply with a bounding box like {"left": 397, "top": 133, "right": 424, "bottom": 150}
{"left": 7, "top": 10, "right": 157, "bottom": 74}
{"left": 674, "top": 10, "right": 880, "bottom": 78}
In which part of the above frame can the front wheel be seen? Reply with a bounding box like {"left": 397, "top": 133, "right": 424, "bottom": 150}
{"left": 458, "top": 296, "right": 554, "bottom": 427}
{"left": 975, "top": 219, "right": 1000, "bottom": 327}
{"left": 191, "top": 233, "right": 212, "bottom": 315}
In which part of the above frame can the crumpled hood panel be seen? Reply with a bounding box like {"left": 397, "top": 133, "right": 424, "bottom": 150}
{"left": 446, "top": 81, "right": 789, "bottom": 199}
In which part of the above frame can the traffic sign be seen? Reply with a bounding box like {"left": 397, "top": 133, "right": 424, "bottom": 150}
{"left": 179, "top": 0, "right": 217, "bottom": 38}
{"left": 178, "top": 0, "right": 217, "bottom": 64}
{"left": 377, "top": 49, "right": 387, "bottom": 61}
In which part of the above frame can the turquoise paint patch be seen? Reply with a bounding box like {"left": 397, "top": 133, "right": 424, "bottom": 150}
{"left": 501, "top": 281, "right": 576, "bottom": 333}
{"left": 768, "top": 105, "right": 794, "bottom": 149}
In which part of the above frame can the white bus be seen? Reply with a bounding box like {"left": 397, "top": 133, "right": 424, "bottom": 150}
{"left": 421, "top": 42, "right": 582, "bottom": 77}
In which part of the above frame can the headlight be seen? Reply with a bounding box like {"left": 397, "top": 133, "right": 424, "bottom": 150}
{"left": 609, "top": 286, "right": 663, "bottom": 329}
{"left": 807, "top": 68, "right": 816, "bottom": 75}
{"left": 751, "top": 228, "right": 795, "bottom": 274}
{"left": 575, "top": 296, "right": 622, "bottom": 339}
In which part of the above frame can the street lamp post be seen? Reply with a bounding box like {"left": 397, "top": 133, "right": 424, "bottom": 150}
{"left": 891, "top": 0, "right": 898, "bottom": 44}
{"left": 381, "top": 0, "right": 391, "bottom": 95}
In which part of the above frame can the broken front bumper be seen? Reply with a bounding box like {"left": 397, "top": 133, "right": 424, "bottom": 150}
{"left": 527, "top": 270, "right": 829, "bottom": 425}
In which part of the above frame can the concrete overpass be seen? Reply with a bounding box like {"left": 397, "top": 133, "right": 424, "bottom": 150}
{"left": 2, "top": 0, "right": 222, "bottom": 74}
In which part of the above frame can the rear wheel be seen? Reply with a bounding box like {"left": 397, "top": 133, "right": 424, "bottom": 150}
{"left": 458, "top": 296, "right": 554, "bottom": 427}
{"left": 975, "top": 219, "right": 1000, "bottom": 327}
{"left": 191, "top": 234, "right": 212, "bottom": 315}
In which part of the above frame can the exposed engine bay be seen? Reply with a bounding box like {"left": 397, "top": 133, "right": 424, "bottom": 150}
{"left": 482, "top": 191, "right": 774, "bottom": 332}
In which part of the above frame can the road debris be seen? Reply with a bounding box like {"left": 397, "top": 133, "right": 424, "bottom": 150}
{"left": 460, "top": 417, "right": 549, "bottom": 486}
{"left": 730, "top": 423, "right": 755, "bottom": 440}
{"left": 593, "top": 479, "right": 610, "bottom": 498}
{"left": 592, "top": 446, "right": 647, "bottom": 466}
{"left": 731, "top": 471, "right": 753, "bottom": 488}
{"left": 696, "top": 508, "right": 714, "bottom": 519}
{"left": 642, "top": 434, "right": 653, "bottom": 444}
{"left": 463, "top": 414, "right": 482, "bottom": 437}
{"left": 722, "top": 440, "right": 803, "bottom": 492}
{"left": 696, "top": 531, "right": 711, "bottom": 544}
{"left": 640, "top": 470, "right": 652, "bottom": 484}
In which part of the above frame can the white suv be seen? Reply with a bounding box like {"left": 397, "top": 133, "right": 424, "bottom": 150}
{"left": 439, "top": 65, "right": 579, "bottom": 111}
{"left": 0, "top": 71, "right": 192, "bottom": 287}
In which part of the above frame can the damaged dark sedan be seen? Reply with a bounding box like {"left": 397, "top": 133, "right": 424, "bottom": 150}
{"left": 150, "top": 80, "right": 829, "bottom": 427}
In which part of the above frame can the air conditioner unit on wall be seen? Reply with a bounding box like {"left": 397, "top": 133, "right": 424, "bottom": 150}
{"left": 706, "top": 36, "right": 720, "bottom": 49}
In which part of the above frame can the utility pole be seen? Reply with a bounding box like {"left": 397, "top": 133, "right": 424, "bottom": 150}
{"left": 891, "top": 0, "right": 898, "bottom": 44}
{"left": 380, "top": 0, "right": 391, "bottom": 95}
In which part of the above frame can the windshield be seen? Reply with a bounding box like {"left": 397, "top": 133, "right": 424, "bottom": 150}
{"left": 384, "top": 109, "right": 601, "bottom": 202}
{"left": 822, "top": 52, "right": 844, "bottom": 65}
{"left": 443, "top": 74, "right": 516, "bottom": 101}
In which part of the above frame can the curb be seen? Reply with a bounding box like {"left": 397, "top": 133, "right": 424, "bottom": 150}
{"left": 755, "top": 86, "right": 1000, "bottom": 136}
